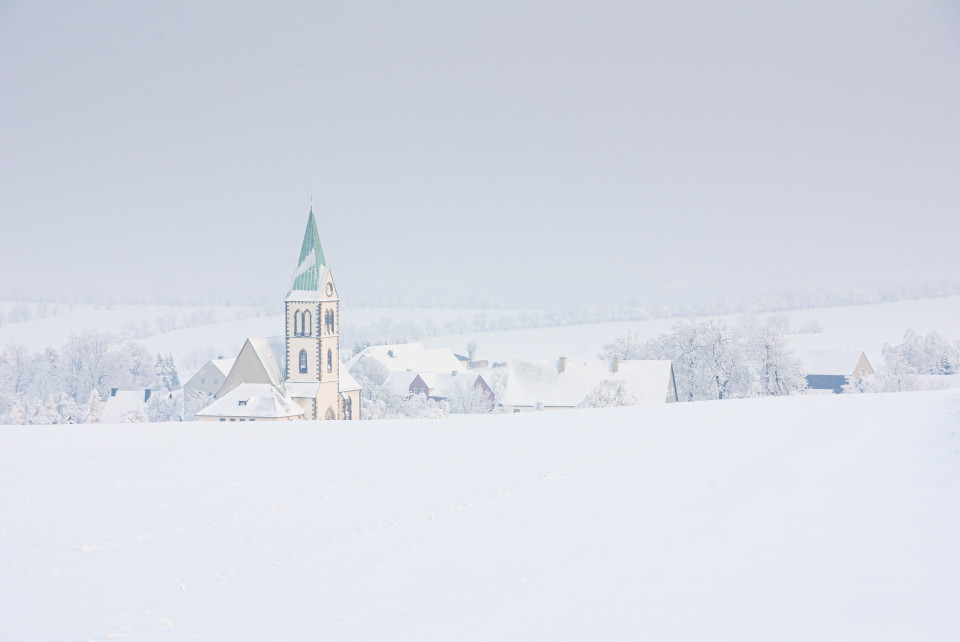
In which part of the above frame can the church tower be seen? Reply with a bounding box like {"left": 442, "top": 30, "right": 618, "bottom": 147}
{"left": 285, "top": 207, "right": 344, "bottom": 420}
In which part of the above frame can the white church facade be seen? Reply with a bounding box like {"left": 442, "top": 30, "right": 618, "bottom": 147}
{"left": 197, "top": 208, "right": 362, "bottom": 422}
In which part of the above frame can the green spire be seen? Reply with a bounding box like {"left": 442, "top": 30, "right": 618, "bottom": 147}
{"left": 289, "top": 207, "right": 327, "bottom": 293}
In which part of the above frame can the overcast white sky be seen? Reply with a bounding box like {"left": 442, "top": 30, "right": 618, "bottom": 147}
{"left": 1, "top": 1, "right": 958, "bottom": 308}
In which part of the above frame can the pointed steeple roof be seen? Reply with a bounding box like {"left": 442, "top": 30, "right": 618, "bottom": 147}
{"left": 288, "top": 207, "right": 327, "bottom": 294}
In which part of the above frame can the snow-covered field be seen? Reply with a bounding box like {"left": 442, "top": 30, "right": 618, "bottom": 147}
{"left": 3, "top": 391, "right": 959, "bottom": 640}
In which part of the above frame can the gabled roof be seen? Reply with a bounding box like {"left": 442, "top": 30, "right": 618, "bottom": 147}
{"left": 101, "top": 390, "right": 151, "bottom": 423}
{"left": 217, "top": 337, "right": 287, "bottom": 398}
{"left": 416, "top": 372, "right": 488, "bottom": 398}
{"left": 287, "top": 208, "right": 328, "bottom": 296}
{"left": 211, "top": 358, "right": 235, "bottom": 376}
{"left": 198, "top": 383, "right": 305, "bottom": 419}
{"left": 801, "top": 350, "right": 869, "bottom": 376}
{"left": 498, "top": 359, "right": 677, "bottom": 408}
{"left": 338, "top": 366, "right": 362, "bottom": 392}
{"left": 346, "top": 343, "right": 468, "bottom": 375}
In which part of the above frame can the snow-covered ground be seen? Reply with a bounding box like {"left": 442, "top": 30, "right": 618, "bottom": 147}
{"left": 2, "top": 390, "right": 959, "bottom": 640}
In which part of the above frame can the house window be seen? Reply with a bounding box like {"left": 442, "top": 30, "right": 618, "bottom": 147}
{"left": 299, "top": 349, "right": 308, "bottom": 374}
{"left": 304, "top": 310, "right": 312, "bottom": 336}
{"left": 327, "top": 348, "right": 333, "bottom": 373}
{"left": 294, "top": 310, "right": 302, "bottom": 336}
{"left": 220, "top": 418, "right": 226, "bottom": 422}
{"left": 325, "top": 309, "right": 335, "bottom": 334}
{"left": 343, "top": 397, "right": 352, "bottom": 420}
{"left": 240, "top": 418, "right": 246, "bottom": 422}
{"left": 230, "top": 418, "right": 236, "bottom": 422}
{"left": 239, "top": 400, "right": 247, "bottom": 407}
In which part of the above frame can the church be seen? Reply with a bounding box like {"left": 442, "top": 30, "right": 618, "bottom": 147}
{"left": 196, "top": 208, "right": 362, "bottom": 422}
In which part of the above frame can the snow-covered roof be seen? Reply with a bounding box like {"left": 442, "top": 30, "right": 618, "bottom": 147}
{"left": 197, "top": 383, "right": 305, "bottom": 419}
{"left": 347, "top": 343, "right": 468, "bottom": 375}
{"left": 498, "top": 359, "right": 676, "bottom": 408}
{"left": 248, "top": 337, "right": 287, "bottom": 387}
{"left": 801, "top": 350, "right": 868, "bottom": 376}
{"left": 101, "top": 390, "right": 150, "bottom": 423}
{"left": 339, "top": 366, "right": 362, "bottom": 392}
{"left": 286, "top": 381, "right": 321, "bottom": 398}
{"left": 211, "top": 358, "right": 236, "bottom": 376}
{"left": 416, "top": 372, "right": 488, "bottom": 398}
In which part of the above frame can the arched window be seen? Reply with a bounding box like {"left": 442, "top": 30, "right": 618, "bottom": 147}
{"left": 327, "top": 348, "right": 333, "bottom": 373}
{"left": 325, "top": 406, "right": 336, "bottom": 420}
{"left": 304, "top": 310, "right": 312, "bottom": 336}
{"left": 293, "top": 310, "right": 302, "bottom": 337}
{"left": 299, "top": 349, "right": 308, "bottom": 374}
{"left": 343, "top": 397, "right": 352, "bottom": 420}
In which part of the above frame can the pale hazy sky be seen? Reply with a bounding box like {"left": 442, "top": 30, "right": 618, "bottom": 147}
{"left": 1, "top": 1, "right": 958, "bottom": 308}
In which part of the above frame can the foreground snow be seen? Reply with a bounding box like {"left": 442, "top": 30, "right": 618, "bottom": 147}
{"left": 2, "top": 392, "right": 959, "bottom": 640}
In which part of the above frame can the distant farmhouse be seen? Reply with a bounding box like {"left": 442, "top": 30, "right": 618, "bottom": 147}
{"left": 348, "top": 343, "right": 468, "bottom": 375}
{"left": 801, "top": 350, "right": 874, "bottom": 394}
{"left": 195, "top": 208, "right": 362, "bottom": 422}
{"left": 349, "top": 342, "right": 494, "bottom": 405}
{"left": 498, "top": 357, "right": 678, "bottom": 412}
{"left": 182, "top": 357, "right": 234, "bottom": 420}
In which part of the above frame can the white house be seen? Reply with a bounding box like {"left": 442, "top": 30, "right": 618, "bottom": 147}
{"left": 801, "top": 350, "right": 873, "bottom": 394}
{"left": 497, "top": 357, "right": 678, "bottom": 413}
{"left": 102, "top": 388, "right": 153, "bottom": 423}
{"left": 182, "top": 357, "right": 235, "bottom": 420}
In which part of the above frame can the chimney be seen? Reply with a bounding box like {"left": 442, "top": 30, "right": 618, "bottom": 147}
{"left": 558, "top": 356, "right": 567, "bottom": 374}
{"left": 612, "top": 357, "right": 620, "bottom": 373}
{"left": 144, "top": 389, "right": 152, "bottom": 402}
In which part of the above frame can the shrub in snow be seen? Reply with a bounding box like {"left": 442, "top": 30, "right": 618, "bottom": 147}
{"left": 122, "top": 409, "right": 149, "bottom": 423}
{"left": 580, "top": 379, "right": 636, "bottom": 408}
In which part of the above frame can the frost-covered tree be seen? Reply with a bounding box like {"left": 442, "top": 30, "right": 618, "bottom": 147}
{"left": 446, "top": 377, "right": 493, "bottom": 414}
{"left": 82, "top": 389, "right": 104, "bottom": 424}
{"left": 146, "top": 388, "right": 180, "bottom": 422}
{"left": 750, "top": 327, "right": 807, "bottom": 396}
{"left": 601, "top": 331, "right": 645, "bottom": 360}
{"left": 580, "top": 379, "right": 636, "bottom": 408}
{"left": 54, "top": 392, "right": 79, "bottom": 424}
{"left": 847, "top": 353, "right": 918, "bottom": 394}
{"left": 3, "top": 397, "right": 26, "bottom": 425}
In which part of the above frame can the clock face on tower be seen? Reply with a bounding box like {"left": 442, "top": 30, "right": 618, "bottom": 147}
{"left": 326, "top": 282, "right": 333, "bottom": 297}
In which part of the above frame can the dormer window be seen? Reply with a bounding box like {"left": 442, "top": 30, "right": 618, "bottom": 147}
{"left": 238, "top": 400, "right": 247, "bottom": 407}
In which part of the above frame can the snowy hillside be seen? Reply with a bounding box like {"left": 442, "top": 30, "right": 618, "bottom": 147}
{"left": 2, "top": 391, "right": 959, "bottom": 640}
{"left": 425, "top": 295, "right": 960, "bottom": 365}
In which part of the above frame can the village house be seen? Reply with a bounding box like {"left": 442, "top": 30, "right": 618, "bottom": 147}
{"left": 497, "top": 357, "right": 678, "bottom": 413}
{"left": 801, "top": 350, "right": 874, "bottom": 394}
{"left": 182, "top": 357, "right": 235, "bottom": 420}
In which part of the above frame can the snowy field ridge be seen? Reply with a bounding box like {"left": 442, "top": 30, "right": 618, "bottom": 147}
{"left": 2, "top": 390, "right": 959, "bottom": 640}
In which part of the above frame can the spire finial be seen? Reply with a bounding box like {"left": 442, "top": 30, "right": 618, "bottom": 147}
{"left": 310, "top": 194, "right": 313, "bottom": 213}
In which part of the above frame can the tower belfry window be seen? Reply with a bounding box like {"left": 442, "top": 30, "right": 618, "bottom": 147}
{"left": 304, "top": 310, "right": 312, "bottom": 336}
{"left": 299, "top": 349, "right": 308, "bottom": 374}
